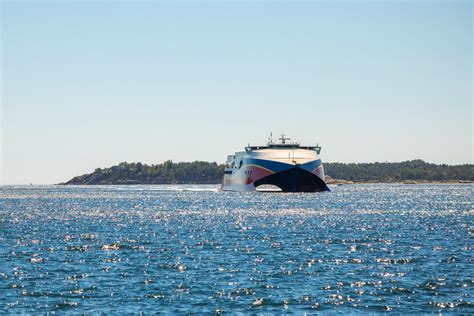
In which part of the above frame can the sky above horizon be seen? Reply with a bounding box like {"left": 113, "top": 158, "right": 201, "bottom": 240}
{"left": 1, "top": 1, "right": 472, "bottom": 184}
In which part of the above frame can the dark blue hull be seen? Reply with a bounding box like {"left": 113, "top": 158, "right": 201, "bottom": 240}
{"left": 254, "top": 166, "right": 330, "bottom": 192}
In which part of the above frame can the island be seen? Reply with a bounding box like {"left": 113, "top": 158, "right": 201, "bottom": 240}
{"left": 60, "top": 160, "right": 473, "bottom": 185}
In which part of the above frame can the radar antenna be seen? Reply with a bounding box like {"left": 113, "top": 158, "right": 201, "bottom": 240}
{"left": 314, "top": 142, "right": 322, "bottom": 154}
{"left": 279, "top": 134, "right": 291, "bottom": 144}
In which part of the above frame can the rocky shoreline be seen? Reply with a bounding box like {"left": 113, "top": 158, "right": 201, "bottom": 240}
{"left": 324, "top": 176, "right": 473, "bottom": 185}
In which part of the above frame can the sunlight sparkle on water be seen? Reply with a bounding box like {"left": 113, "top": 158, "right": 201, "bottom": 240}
{"left": 0, "top": 184, "right": 472, "bottom": 313}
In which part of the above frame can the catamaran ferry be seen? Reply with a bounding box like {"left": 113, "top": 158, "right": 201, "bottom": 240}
{"left": 221, "top": 134, "right": 330, "bottom": 192}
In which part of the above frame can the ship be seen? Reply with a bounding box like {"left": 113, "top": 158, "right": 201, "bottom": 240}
{"left": 221, "top": 134, "right": 330, "bottom": 192}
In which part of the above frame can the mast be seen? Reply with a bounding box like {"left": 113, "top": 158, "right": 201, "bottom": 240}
{"left": 267, "top": 132, "right": 273, "bottom": 145}
{"left": 279, "top": 134, "right": 291, "bottom": 144}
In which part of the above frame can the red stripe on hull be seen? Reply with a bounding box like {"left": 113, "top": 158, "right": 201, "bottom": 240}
{"left": 245, "top": 166, "right": 274, "bottom": 185}
{"left": 313, "top": 166, "right": 324, "bottom": 179}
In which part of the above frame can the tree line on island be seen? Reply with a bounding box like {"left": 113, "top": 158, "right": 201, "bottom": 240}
{"left": 62, "top": 159, "right": 473, "bottom": 185}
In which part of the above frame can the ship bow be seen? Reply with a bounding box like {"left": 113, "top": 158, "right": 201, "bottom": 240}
{"left": 254, "top": 166, "right": 330, "bottom": 192}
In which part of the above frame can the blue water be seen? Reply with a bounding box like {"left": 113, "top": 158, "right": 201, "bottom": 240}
{"left": 0, "top": 184, "right": 472, "bottom": 313}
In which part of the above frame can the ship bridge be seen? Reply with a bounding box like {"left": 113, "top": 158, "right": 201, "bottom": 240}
{"left": 245, "top": 134, "right": 322, "bottom": 154}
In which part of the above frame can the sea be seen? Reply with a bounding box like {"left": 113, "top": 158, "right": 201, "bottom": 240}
{"left": 0, "top": 184, "right": 472, "bottom": 314}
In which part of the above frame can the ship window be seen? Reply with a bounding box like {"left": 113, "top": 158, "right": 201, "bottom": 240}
{"left": 239, "top": 160, "right": 243, "bottom": 168}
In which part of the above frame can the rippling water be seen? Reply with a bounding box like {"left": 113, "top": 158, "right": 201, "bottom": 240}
{"left": 0, "top": 184, "right": 472, "bottom": 313}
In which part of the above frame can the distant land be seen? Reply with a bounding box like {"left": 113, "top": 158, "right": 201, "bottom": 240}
{"left": 61, "top": 160, "right": 473, "bottom": 185}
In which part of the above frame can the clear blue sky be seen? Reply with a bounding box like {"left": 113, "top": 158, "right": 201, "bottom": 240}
{"left": 1, "top": 1, "right": 472, "bottom": 184}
